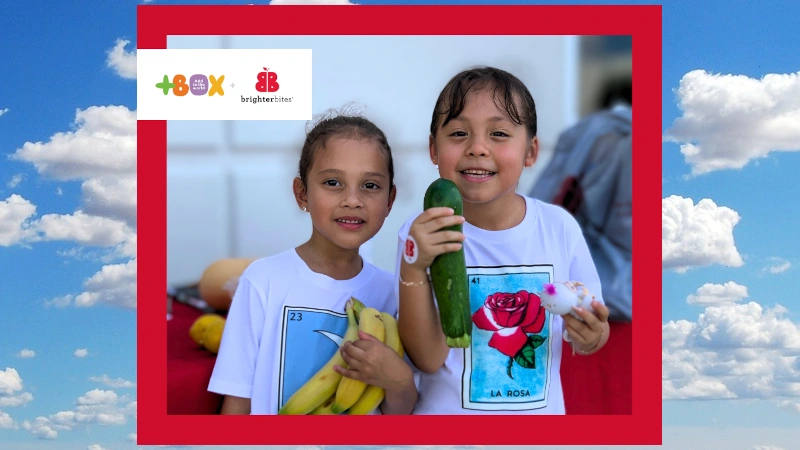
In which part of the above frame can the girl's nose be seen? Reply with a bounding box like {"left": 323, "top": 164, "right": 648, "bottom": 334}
{"left": 466, "top": 136, "right": 489, "bottom": 157}
{"left": 341, "top": 187, "right": 364, "bottom": 208}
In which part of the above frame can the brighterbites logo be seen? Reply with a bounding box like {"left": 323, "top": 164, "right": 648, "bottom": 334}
{"left": 256, "top": 67, "right": 279, "bottom": 92}
{"left": 155, "top": 74, "right": 225, "bottom": 96}
{"left": 242, "top": 66, "right": 293, "bottom": 104}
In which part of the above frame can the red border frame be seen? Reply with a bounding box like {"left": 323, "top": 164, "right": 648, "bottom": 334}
{"left": 137, "top": 5, "right": 662, "bottom": 446}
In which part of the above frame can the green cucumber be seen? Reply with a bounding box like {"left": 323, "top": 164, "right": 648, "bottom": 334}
{"left": 423, "top": 178, "right": 471, "bottom": 348}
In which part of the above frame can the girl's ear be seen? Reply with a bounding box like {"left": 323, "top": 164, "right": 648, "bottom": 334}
{"left": 386, "top": 185, "right": 397, "bottom": 216}
{"left": 429, "top": 135, "right": 438, "bottom": 166}
{"left": 524, "top": 136, "right": 539, "bottom": 167}
{"left": 293, "top": 177, "right": 308, "bottom": 211}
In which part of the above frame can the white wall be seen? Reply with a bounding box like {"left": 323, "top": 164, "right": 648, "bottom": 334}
{"left": 166, "top": 35, "right": 579, "bottom": 286}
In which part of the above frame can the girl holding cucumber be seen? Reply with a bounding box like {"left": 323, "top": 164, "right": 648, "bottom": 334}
{"left": 210, "top": 109, "right": 417, "bottom": 415}
{"left": 396, "top": 67, "right": 610, "bottom": 414}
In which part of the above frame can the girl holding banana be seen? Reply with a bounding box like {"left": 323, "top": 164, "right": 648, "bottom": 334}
{"left": 208, "top": 109, "right": 418, "bottom": 415}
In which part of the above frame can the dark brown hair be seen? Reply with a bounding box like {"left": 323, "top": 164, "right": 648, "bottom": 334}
{"left": 430, "top": 66, "right": 537, "bottom": 139}
{"left": 298, "top": 115, "right": 394, "bottom": 189}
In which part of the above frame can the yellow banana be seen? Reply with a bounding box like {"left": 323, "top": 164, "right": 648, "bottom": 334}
{"left": 309, "top": 393, "right": 337, "bottom": 415}
{"left": 330, "top": 307, "right": 385, "bottom": 414}
{"left": 277, "top": 299, "right": 359, "bottom": 415}
{"left": 348, "top": 312, "right": 404, "bottom": 415}
{"left": 350, "top": 296, "right": 366, "bottom": 319}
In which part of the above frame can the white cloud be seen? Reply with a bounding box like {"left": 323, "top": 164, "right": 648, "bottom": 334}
{"left": 663, "top": 301, "right": 800, "bottom": 409}
{"left": 128, "top": 432, "right": 137, "bottom": 442}
{"left": 0, "top": 410, "right": 17, "bottom": 429}
{"left": 46, "top": 258, "right": 137, "bottom": 309}
{"left": 13, "top": 106, "right": 136, "bottom": 181}
{"left": 0, "top": 194, "right": 37, "bottom": 246}
{"left": 125, "top": 400, "right": 136, "bottom": 419}
{"left": 662, "top": 195, "right": 744, "bottom": 272}
{"left": 88, "top": 445, "right": 109, "bottom": 450}
{"left": 764, "top": 258, "right": 792, "bottom": 274}
{"left": 691, "top": 303, "right": 800, "bottom": 348}
{"left": 662, "top": 374, "right": 736, "bottom": 399}
{"left": 270, "top": 0, "right": 356, "bottom": 4}
{"left": 82, "top": 176, "right": 137, "bottom": 226}
{"left": 664, "top": 69, "right": 800, "bottom": 176}
{"left": 89, "top": 375, "right": 135, "bottom": 389}
{"left": 106, "top": 39, "right": 137, "bottom": 80}
{"left": 687, "top": 281, "right": 749, "bottom": 306}
{"left": 77, "top": 389, "right": 117, "bottom": 406}
{"left": 21, "top": 417, "right": 58, "bottom": 439}
{"left": 75, "top": 259, "right": 137, "bottom": 309}
{"left": 770, "top": 262, "right": 792, "bottom": 274}
{"left": 2, "top": 197, "right": 135, "bottom": 260}
{"left": 0, "top": 368, "right": 24, "bottom": 395}
{"left": 0, "top": 368, "right": 34, "bottom": 407}
{"left": 55, "top": 243, "right": 132, "bottom": 264}
{"left": 10, "top": 106, "right": 139, "bottom": 314}
{"left": 74, "top": 349, "right": 89, "bottom": 358}
{"left": 45, "top": 295, "right": 74, "bottom": 308}
{"left": 22, "top": 389, "right": 136, "bottom": 440}
{"left": 7, "top": 174, "right": 24, "bottom": 188}
{"left": 16, "top": 349, "right": 35, "bottom": 358}
{"left": 752, "top": 447, "right": 787, "bottom": 450}
{"left": 35, "top": 210, "right": 134, "bottom": 249}
{"left": 31, "top": 211, "right": 137, "bottom": 266}
{"left": 777, "top": 400, "right": 800, "bottom": 413}
{"left": 0, "top": 108, "right": 8, "bottom": 117}
{"left": 0, "top": 391, "right": 34, "bottom": 408}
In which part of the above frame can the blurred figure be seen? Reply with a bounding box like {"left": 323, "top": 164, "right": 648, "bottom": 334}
{"left": 529, "top": 102, "right": 632, "bottom": 323}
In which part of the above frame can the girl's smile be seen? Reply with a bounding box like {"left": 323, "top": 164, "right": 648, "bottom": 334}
{"left": 459, "top": 168, "right": 497, "bottom": 183}
{"left": 335, "top": 216, "right": 367, "bottom": 231}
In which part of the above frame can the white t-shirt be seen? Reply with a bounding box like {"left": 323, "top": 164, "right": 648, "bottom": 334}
{"left": 208, "top": 248, "right": 397, "bottom": 414}
{"left": 394, "top": 195, "right": 603, "bottom": 414}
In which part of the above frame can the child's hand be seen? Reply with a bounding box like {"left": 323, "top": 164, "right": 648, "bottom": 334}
{"left": 403, "top": 207, "right": 466, "bottom": 272}
{"left": 561, "top": 300, "right": 610, "bottom": 353}
{"left": 333, "top": 331, "right": 413, "bottom": 390}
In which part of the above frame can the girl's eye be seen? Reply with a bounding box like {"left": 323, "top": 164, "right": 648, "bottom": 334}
{"left": 323, "top": 179, "right": 341, "bottom": 187}
{"left": 363, "top": 182, "right": 380, "bottom": 190}
{"left": 491, "top": 131, "right": 509, "bottom": 137}
{"left": 450, "top": 131, "right": 467, "bottom": 137}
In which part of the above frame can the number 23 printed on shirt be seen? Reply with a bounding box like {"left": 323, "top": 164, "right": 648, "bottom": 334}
{"left": 277, "top": 306, "right": 348, "bottom": 411}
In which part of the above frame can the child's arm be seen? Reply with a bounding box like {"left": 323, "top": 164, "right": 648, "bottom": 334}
{"left": 397, "top": 208, "right": 466, "bottom": 373}
{"left": 333, "top": 331, "right": 418, "bottom": 414}
{"left": 220, "top": 395, "right": 251, "bottom": 415}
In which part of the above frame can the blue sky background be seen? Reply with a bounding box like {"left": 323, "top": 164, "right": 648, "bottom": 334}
{"left": 1, "top": 0, "right": 799, "bottom": 449}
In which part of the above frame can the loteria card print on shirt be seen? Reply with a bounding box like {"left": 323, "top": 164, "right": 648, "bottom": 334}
{"left": 463, "top": 265, "right": 555, "bottom": 411}
{"left": 277, "top": 306, "right": 347, "bottom": 410}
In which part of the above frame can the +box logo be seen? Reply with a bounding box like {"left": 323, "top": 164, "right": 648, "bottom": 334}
{"left": 156, "top": 74, "right": 225, "bottom": 96}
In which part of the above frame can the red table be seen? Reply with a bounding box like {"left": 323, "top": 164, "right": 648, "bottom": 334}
{"left": 167, "top": 299, "right": 225, "bottom": 415}
{"left": 167, "top": 298, "right": 632, "bottom": 415}
{"left": 560, "top": 321, "right": 633, "bottom": 414}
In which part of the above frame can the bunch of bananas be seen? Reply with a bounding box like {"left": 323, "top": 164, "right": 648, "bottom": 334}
{"left": 277, "top": 297, "right": 404, "bottom": 415}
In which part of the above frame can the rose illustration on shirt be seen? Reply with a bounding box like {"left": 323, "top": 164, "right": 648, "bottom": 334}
{"left": 471, "top": 290, "right": 548, "bottom": 379}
